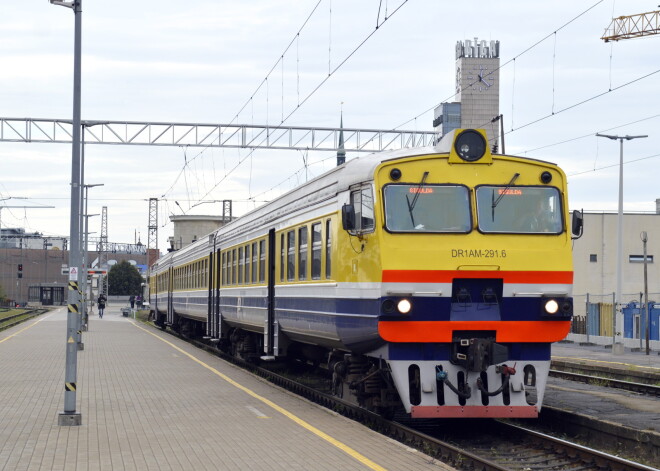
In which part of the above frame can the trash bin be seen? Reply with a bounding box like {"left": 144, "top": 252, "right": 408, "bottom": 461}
{"left": 121, "top": 307, "right": 131, "bottom": 317}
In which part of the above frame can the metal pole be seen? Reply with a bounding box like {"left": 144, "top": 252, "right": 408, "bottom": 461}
{"left": 639, "top": 292, "right": 643, "bottom": 349}
{"left": 58, "top": 0, "right": 82, "bottom": 426}
{"left": 596, "top": 133, "right": 648, "bottom": 351}
{"left": 616, "top": 138, "right": 623, "bottom": 343}
{"left": 612, "top": 292, "right": 616, "bottom": 345}
{"left": 586, "top": 293, "right": 590, "bottom": 343}
{"left": 642, "top": 232, "right": 649, "bottom": 355}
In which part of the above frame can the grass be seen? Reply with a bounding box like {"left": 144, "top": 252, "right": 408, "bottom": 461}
{"left": 0, "top": 309, "right": 26, "bottom": 320}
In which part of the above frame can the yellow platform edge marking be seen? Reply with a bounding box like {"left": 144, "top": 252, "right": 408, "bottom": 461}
{"left": 132, "top": 322, "right": 388, "bottom": 471}
{"left": 552, "top": 355, "right": 660, "bottom": 371}
{"left": 0, "top": 313, "right": 53, "bottom": 344}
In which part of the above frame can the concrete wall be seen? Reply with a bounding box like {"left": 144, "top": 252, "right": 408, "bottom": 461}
{"left": 572, "top": 212, "right": 660, "bottom": 315}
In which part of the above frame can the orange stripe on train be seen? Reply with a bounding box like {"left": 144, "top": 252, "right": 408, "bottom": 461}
{"left": 381, "top": 270, "right": 573, "bottom": 284}
{"left": 378, "top": 320, "right": 571, "bottom": 343}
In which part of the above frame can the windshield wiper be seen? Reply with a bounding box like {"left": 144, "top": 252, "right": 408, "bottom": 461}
{"left": 406, "top": 171, "right": 429, "bottom": 227}
{"left": 491, "top": 173, "right": 520, "bottom": 220}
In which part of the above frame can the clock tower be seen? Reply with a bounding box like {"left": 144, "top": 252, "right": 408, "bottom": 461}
{"left": 455, "top": 38, "right": 500, "bottom": 148}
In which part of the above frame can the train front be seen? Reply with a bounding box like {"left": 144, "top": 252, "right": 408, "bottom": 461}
{"left": 373, "top": 129, "right": 578, "bottom": 418}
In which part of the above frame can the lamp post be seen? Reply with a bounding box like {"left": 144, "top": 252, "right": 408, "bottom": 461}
{"left": 596, "top": 133, "right": 648, "bottom": 351}
{"left": 50, "top": 0, "right": 83, "bottom": 426}
{"left": 82, "top": 183, "right": 103, "bottom": 330}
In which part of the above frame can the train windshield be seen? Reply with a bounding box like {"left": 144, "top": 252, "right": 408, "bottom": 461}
{"left": 476, "top": 186, "right": 563, "bottom": 234}
{"left": 383, "top": 184, "right": 471, "bottom": 233}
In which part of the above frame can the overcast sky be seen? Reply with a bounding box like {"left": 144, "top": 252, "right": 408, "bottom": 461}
{"left": 1, "top": 0, "right": 659, "bottom": 252}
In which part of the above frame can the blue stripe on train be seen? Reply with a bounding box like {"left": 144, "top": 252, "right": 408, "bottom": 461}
{"left": 208, "top": 295, "right": 567, "bottom": 321}
{"left": 387, "top": 342, "right": 551, "bottom": 361}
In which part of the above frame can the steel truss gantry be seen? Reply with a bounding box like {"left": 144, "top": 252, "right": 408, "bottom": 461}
{"left": 0, "top": 117, "right": 436, "bottom": 153}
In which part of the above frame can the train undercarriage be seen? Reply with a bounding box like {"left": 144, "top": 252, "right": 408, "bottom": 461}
{"left": 154, "top": 311, "right": 544, "bottom": 418}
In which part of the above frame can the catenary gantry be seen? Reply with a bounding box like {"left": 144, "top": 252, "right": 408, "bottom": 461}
{"left": 0, "top": 117, "right": 436, "bottom": 153}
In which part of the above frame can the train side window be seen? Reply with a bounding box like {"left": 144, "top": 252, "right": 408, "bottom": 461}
{"left": 287, "top": 230, "right": 296, "bottom": 281}
{"left": 251, "top": 242, "right": 258, "bottom": 283}
{"left": 238, "top": 247, "right": 244, "bottom": 284}
{"left": 311, "top": 222, "right": 322, "bottom": 279}
{"left": 280, "top": 234, "right": 285, "bottom": 282}
{"left": 246, "top": 245, "right": 252, "bottom": 284}
{"left": 298, "top": 226, "right": 308, "bottom": 281}
{"left": 231, "top": 249, "right": 237, "bottom": 285}
{"left": 259, "top": 239, "right": 266, "bottom": 283}
{"left": 221, "top": 252, "right": 226, "bottom": 286}
{"left": 325, "top": 219, "right": 332, "bottom": 279}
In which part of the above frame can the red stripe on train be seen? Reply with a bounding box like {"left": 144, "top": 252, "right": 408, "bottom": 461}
{"left": 382, "top": 270, "right": 573, "bottom": 284}
{"left": 410, "top": 405, "right": 538, "bottom": 418}
{"left": 378, "top": 320, "right": 571, "bottom": 343}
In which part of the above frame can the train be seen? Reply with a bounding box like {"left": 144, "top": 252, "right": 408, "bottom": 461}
{"left": 149, "top": 128, "right": 583, "bottom": 419}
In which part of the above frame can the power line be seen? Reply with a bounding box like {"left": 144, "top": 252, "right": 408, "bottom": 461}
{"left": 393, "top": 1, "right": 606, "bottom": 131}
{"left": 569, "top": 152, "right": 660, "bottom": 177}
{"left": 520, "top": 113, "right": 660, "bottom": 154}
{"left": 190, "top": 1, "right": 410, "bottom": 206}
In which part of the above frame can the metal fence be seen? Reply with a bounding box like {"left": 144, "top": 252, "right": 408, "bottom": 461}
{"left": 570, "top": 292, "right": 660, "bottom": 343}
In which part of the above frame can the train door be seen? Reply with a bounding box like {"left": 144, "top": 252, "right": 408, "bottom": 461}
{"left": 167, "top": 266, "right": 174, "bottom": 325}
{"left": 263, "top": 228, "right": 278, "bottom": 359}
{"left": 206, "top": 249, "right": 215, "bottom": 338}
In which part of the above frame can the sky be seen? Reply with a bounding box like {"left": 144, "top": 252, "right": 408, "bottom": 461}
{"left": 1, "top": 0, "right": 659, "bottom": 253}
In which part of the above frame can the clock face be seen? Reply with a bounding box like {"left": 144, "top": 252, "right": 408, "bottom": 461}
{"left": 470, "top": 64, "right": 494, "bottom": 92}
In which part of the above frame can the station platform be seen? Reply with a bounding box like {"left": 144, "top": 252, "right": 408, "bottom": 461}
{"left": 546, "top": 341, "right": 660, "bottom": 464}
{"left": 0, "top": 306, "right": 452, "bottom": 471}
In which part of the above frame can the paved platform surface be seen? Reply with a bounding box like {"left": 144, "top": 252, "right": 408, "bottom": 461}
{"left": 0, "top": 306, "right": 453, "bottom": 471}
{"left": 547, "top": 341, "right": 660, "bottom": 437}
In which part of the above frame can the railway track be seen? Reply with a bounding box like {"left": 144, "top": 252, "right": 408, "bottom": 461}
{"left": 163, "top": 327, "right": 656, "bottom": 471}
{"left": 549, "top": 369, "right": 660, "bottom": 397}
{"left": 0, "top": 308, "right": 48, "bottom": 331}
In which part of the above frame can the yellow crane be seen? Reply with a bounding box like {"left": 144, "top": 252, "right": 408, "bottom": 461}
{"left": 601, "top": 9, "right": 660, "bottom": 41}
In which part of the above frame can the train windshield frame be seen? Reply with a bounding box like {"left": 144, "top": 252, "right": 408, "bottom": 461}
{"left": 475, "top": 185, "right": 564, "bottom": 234}
{"left": 383, "top": 183, "right": 471, "bottom": 233}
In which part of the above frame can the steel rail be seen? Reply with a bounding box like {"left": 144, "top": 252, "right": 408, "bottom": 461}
{"left": 549, "top": 368, "right": 660, "bottom": 396}
{"left": 159, "top": 325, "right": 655, "bottom": 471}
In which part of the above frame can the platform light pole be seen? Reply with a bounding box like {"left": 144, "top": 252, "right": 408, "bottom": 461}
{"left": 51, "top": 0, "right": 83, "bottom": 426}
{"left": 596, "top": 133, "right": 648, "bottom": 352}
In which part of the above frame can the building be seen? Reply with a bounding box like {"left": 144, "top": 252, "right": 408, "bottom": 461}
{"left": 435, "top": 37, "right": 501, "bottom": 148}
{"left": 168, "top": 215, "right": 232, "bottom": 251}
{"left": 572, "top": 208, "right": 660, "bottom": 307}
{"left": 0, "top": 243, "right": 157, "bottom": 306}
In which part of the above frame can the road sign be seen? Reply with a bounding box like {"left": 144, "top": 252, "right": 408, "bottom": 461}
{"left": 87, "top": 269, "right": 107, "bottom": 275}
{"left": 68, "top": 266, "right": 78, "bottom": 281}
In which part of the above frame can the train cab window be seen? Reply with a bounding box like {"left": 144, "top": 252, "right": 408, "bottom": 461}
{"left": 311, "top": 222, "right": 322, "bottom": 279}
{"left": 349, "top": 185, "right": 375, "bottom": 232}
{"left": 476, "top": 186, "right": 563, "bottom": 234}
{"left": 383, "top": 184, "right": 471, "bottom": 233}
{"left": 259, "top": 239, "right": 266, "bottom": 283}
{"left": 325, "top": 219, "right": 332, "bottom": 279}
{"left": 251, "top": 242, "right": 258, "bottom": 283}
{"left": 298, "top": 226, "right": 308, "bottom": 281}
{"left": 287, "top": 230, "right": 296, "bottom": 281}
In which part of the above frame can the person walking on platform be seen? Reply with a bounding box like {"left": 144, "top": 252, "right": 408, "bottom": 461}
{"left": 129, "top": 295, "right": 135, "bottom": 309}
{"left": 97, "top": 293, "right": 107, "bottom": 318}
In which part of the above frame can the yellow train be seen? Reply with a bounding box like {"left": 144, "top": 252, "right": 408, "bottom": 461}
{"left": 150, "top": 129, "right": 582, "bottom": 418}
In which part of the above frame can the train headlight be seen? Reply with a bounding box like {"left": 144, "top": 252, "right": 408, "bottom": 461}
{"left": 544, "top": 299, "right": 559, "bottom": 315}
{"left": 454, "top": 130, "right": 487, "bottom": 162}
{"left": 397, "top": 299, "right": 412, "bottom": 314}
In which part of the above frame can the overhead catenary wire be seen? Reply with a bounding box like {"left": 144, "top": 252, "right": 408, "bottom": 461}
{"left": 392, "top": 0, "right": 606, "bottom": 131}
{"left": 190, "top": 1, "right": 410, "bottom": 207}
